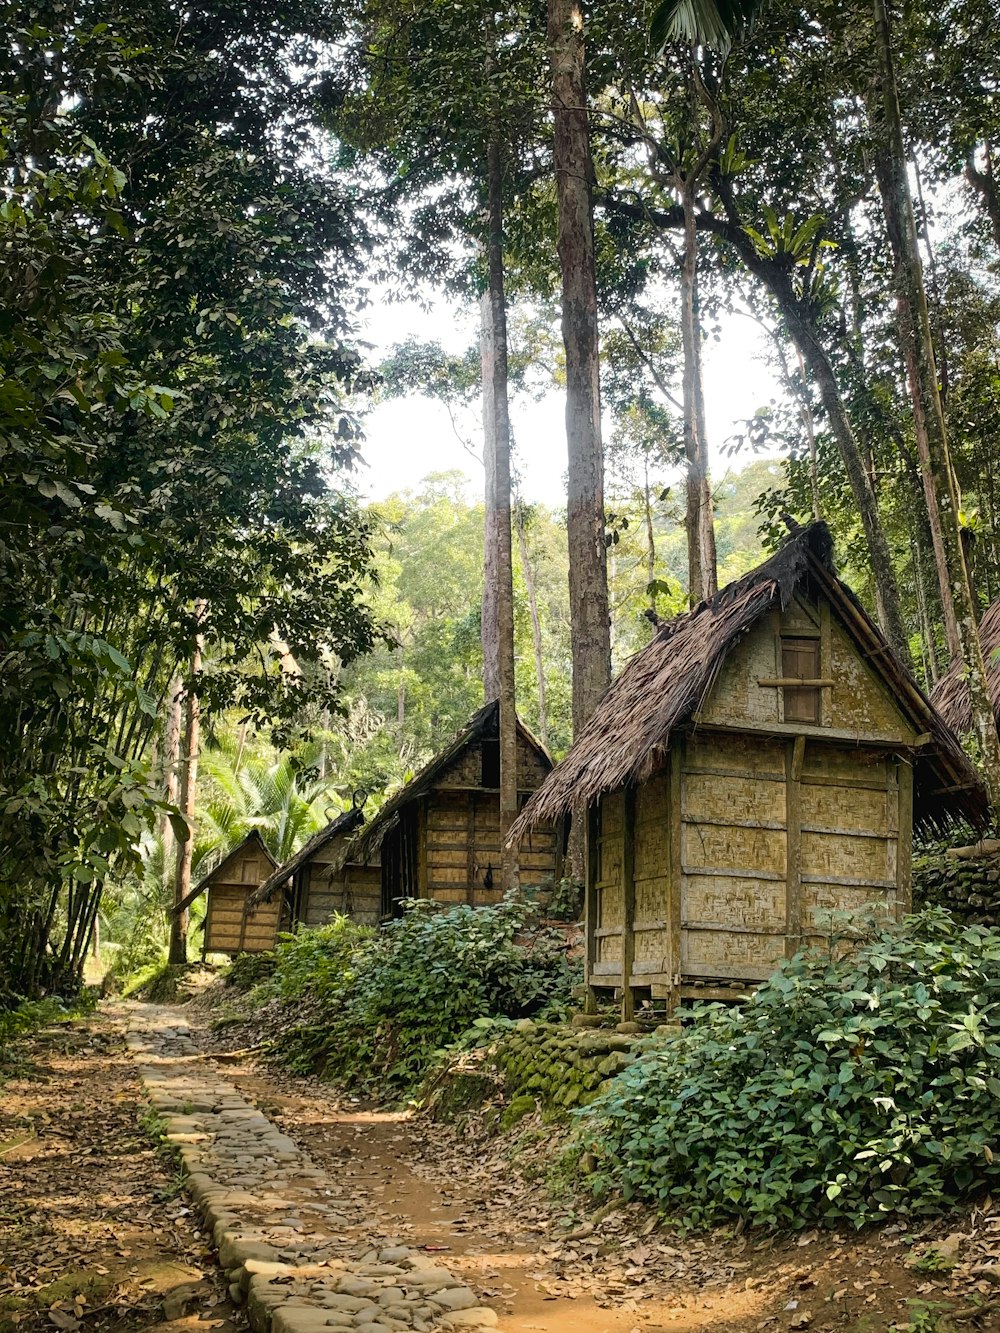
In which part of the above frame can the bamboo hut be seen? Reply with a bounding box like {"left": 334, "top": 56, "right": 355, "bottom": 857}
{"left": 513, "top": 523, "right": 987, "bottom": 1017}
{"left": 348, "top": 700, "right": 563, "bottom": 915}
{"left": 930, "top": 598, "right": 1000, "bottom": 734}
{"left": 175, "top": 831, "right": 283, "bottom": 956}
{"left": 247, "top": 798, "right": 381, "bottom": 927}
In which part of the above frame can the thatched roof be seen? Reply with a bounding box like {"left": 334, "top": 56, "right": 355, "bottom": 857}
{"left": 930, "top": 599, "right": 1000, "bottom": 736}
{"left": 173, "top": 830, "right": 278, "bottom": 917}
{"left": 248, "top": 803, "right": 366, "bottom": 908}
{"left": 513, "top": 523, "right": 988, "bottom": 838}
{"left": 348, "top": 699, "right": 553, "bottom": 865}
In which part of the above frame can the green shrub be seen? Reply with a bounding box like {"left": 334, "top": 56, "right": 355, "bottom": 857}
{"left": 274, "top": 899, "right": 579, "bottom": 1095}
{"left": 0, "top": 997, "right": 71, "bottom": 1058}
{"left": 269, "top": 916, "right": 373, "bottom": 1002}
{"left": 575, "top": 910, "right": 1000, "bottom": 1231}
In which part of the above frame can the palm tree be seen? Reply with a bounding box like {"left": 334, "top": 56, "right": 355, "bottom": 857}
{"left": 198, "top": 734, "right": 345, "bottom": 865}
{"left": 650, "top": 0, "right": 760, "bottom": 54}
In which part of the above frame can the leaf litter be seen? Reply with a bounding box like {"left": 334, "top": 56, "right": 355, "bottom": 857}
{"left": 0, "top": 1011, "right": 239, "bottom": 1333}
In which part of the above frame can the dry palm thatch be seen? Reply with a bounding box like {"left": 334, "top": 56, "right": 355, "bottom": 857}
{"left": 930, "top": 598, "right": 1000, "bottom": 736}
{"left": 248, "top": 804, "right": 365, "bottom": 908}
{"left": 347, "top": 699, "right": 552, "bottom": 866}
{"left": 513, "top": 522, "right": 987, "bottom": 839}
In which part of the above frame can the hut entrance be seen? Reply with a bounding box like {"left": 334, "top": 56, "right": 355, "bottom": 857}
{"left": 380, "top": 804, "right": 420, "bottom": 917}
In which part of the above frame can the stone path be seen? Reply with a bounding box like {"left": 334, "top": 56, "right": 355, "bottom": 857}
{"left": 124, "top": 1008, "right": 501, "bottom": 1333}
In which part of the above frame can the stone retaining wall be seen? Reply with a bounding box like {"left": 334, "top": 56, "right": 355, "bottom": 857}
{"left": 491, "top": 1020, "right": 661, "bottom": 1121}
{"left": 125, "top": 1008, "right": 501, "bottom": 1333}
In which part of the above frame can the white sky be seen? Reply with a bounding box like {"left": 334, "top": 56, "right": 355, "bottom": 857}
{"left": 352, "top": 293, "right": 784, "bottom": 506}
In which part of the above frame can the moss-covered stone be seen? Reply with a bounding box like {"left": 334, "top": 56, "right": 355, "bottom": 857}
{"left": 501, "top": 1094, "right": 537, "bottom": 1130}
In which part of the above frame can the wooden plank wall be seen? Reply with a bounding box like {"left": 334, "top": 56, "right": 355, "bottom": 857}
{"left": 424, "top": 790, "right": 560, "bottom": 905}
{"left": 204, "top": 844, "right": 282, "bottom": 954}
{"left": 295, "top": 830, "right": 381, "bottom": 926}
{"left": 300, "top": 856, "right": 381, "bottom": 927}
{"left": 419, "top": 728, "right": 560, "bottom": 906}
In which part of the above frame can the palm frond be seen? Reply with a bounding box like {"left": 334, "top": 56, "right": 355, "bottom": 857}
{"left": 651, "top": 0, "right": 763, "bottom": 53}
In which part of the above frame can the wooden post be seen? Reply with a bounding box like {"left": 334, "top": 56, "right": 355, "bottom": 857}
{"left": 668, "top": 744, "right": 683, "bottom": 1015}
{"left": 784, "top": 736, "right": 805, "bottom": 959}
{"left": 621, "top": 784, "right": 636, "bottom": 1020}
{"left": 466, "top": 794, "right": 477, "bottom": 905}
{"left": 584, "top": 804, "right": 599, "bottom": 1012}
{"left": 897, "top": 758, "right": 914, "bottom": 918}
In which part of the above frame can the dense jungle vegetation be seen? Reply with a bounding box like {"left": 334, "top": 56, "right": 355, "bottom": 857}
{"left": 4, "top": 0, "right": 1000, "bottom": 997}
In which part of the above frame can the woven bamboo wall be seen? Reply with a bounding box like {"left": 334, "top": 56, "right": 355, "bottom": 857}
{"left": 204, "top": 843, "right": 282, "bottom": 954}
{"left": 424, "top": 790, "right": 560, "bottom": 905}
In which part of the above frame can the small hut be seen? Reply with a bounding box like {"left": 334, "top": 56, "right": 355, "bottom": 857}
{"left": 349, "top": 700, "right": 563, "bottom": 915}
{"left": 248, "top": 798, "right": 382, "bottom": 927}
{"left": 513, "top": 523, "right": 987, "bottom": 1017}
{"left": 931, "top": 598, "right": 1000, "bottom": 734}
{"left": 176, "top": 830, "right": 283, "bottom": 956}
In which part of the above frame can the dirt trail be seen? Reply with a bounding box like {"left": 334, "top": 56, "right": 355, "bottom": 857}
{"left": 0, "top": 1008, "right": 238, "bottom": 1333}
{"left": 6, "top": 1005, "right": 1000, "bottom": 1333}
{"left": 214, "top": 1052, "right": 991, "bottom": 1333}
{"left": 224, "top": 1072, "right": 686, "bottom": 1333}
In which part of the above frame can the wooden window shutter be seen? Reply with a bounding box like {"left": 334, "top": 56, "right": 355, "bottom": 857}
{"left": 782, "top": 637, "right": 821, "bottom": 723}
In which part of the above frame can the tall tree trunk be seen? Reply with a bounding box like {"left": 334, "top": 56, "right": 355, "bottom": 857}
{"left": 643, "top": 458, "right": 657, "bottom": 611}
{"left": 481, "top": 304, "right": 501, "bottom": 702}
{"left": 794, "top": 348, "right": 822, "bottom": 520}
{"left": 869, "top": 0, "right": 1000, "bottom": 810}
{"left": 680, "top": 182, "right": 717, "bottom": 602}
{"left": 481, "top": 137, "right": 519, "bottom": 895}
{"left": 720, "top": 208, "right": 908, "bottom": 657}
{"left": 396, "top": 642, "right": 406, "bottom": 736}
{"left": 160, "top": 675, "right": 182, "bottom": 862}
{"left": 692, "top": 175, "right": 911, "bottom": 659}
{"left": 912, "top": 532, "right": 938, "bottom": 690}
{"left": 168, "top": 618, "right": 203, "bottom": 965}
{"left": 548, "top": 0, "right": 611, "bottom": 739}
{"left": 515, "top": 502, "right": 550, "bottom": 751}
{"left": 966, "top": 142, "right": 1000, "bottom": 255}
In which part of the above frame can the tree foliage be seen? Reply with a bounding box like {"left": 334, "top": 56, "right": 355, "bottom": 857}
{"left": 0, "top": 1, "right": 376, "bottom": 999}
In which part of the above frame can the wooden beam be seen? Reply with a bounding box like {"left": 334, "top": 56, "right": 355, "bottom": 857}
{"left": 683, "top": 765, "right": 785, "bottom": 782}
{"left": 757, "top": 677, "right": 836, "bottom": 688}
{"left": 621, "top": 784, "right": 636, "bottom": 1022}
{"left": 685, "top": 815, "right": 787, "bottom": 832}
{"left": 689, "top": 718, "right": 918, "bottom": 747}
{"left": 682, "top": 921, "right": 788, "bottom": 936}
{"left": 800, "top": 873, "right": 896, "bottom": 889}
{"left": 897, "top": 758, "right": 914, "bottom": 919}
{"left": 785, "top": 738, "right": 802, "bottom": 960}
{"left": 681, "top": 865, "right": 786, "bottom": 882}
{"left": 802, "top": 823, "right": 899, "bottom": 840}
